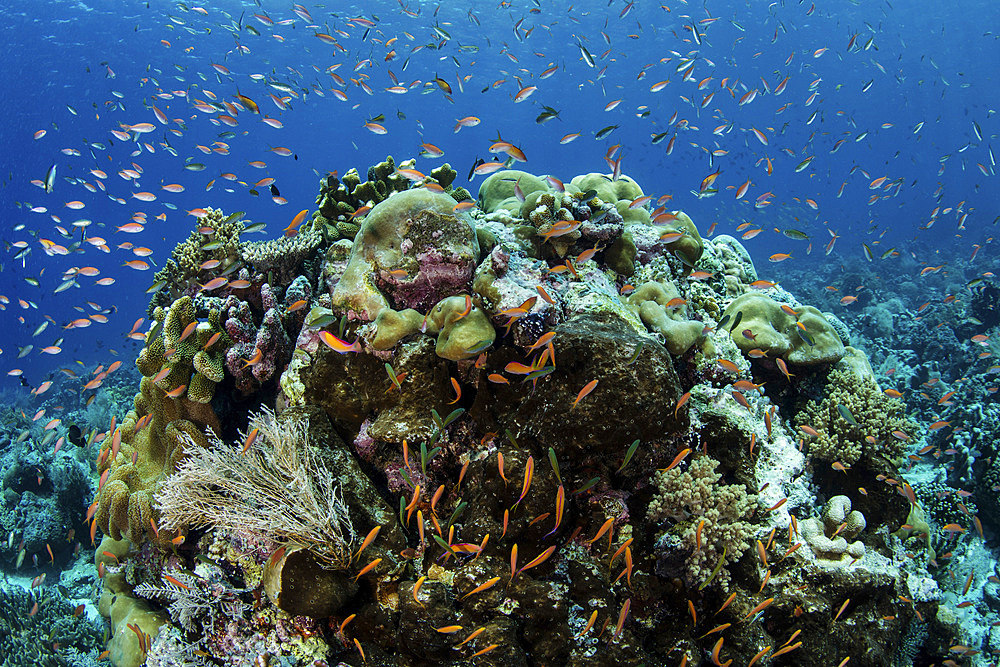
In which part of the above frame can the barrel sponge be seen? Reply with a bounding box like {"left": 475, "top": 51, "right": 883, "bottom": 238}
{"left": 721, "top": 293, "right": 845, "bottom": 365}
{"left": 94, "top": 376, "right": 216, "bottom": 545}
{"left": 478, "top": 169, "right": 548, "bottom": 214}
{"left": 331, "top": 188, "right": 480, "bottom": 319}
{"left": 424, "top": 295, "right": 496, "bottom": 361}
{"left": 627, "top": 281, "right": 704, "bottom": 355}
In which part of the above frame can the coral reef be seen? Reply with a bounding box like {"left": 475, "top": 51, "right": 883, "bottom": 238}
{"left": 82, "top": 162, "right": 961, "bottom": 667}
{"left": 331, "top": 187, "right": 480, "bottom": 319}
{"left": 0, "top": 583, "right": 106, "bottom": 666}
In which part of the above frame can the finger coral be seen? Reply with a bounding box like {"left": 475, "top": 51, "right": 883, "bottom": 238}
{"left": 646, "top": 454, "right": 756, "bottom": 591}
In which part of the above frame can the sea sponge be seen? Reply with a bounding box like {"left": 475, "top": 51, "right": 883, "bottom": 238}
{"left": 331, "top": 188, "right": 480, "bottom": 319}
{"left": 800, "top": 495, "right": 866, "bottom": 565}
{"left": 795, "top": 359, "right": 918, "bottom": 464}
{"left": 721, "top": 293, "right": 845, "bottom": 365}
{"left": 424, "top": 295, "right": 496, "bottom": 361}
{"left": 627, "top": 281, "right": 704, "bottom": 355}
{"left": 647, "top": 454, "right": 756, "bottom": 591}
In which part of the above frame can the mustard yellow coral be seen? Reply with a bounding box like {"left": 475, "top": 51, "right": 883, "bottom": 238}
{"left": 94, "top": 374, "right": 217, "bottom": 545}
{"left": 138, "top": 296, "right": 231, "bottom": 404}
{"left": 795, "top": 363, "right": 918, "bottom": 465}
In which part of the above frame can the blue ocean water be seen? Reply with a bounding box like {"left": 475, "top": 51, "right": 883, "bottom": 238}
{"left": 0, "top": 0, "right": 996, "bottom": 380}
{"left": 0, "top": 0, "right": 998, "bottom": 664}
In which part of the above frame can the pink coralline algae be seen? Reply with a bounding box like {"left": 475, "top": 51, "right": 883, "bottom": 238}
{"left": 379, "top": 246, "right": 477, "bottom": 312}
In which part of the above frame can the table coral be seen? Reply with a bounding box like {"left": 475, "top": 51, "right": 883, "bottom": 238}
{"left": 240, "top": 225, "right": 323, "bottom": 285}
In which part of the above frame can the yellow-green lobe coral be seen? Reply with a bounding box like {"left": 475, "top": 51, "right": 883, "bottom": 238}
{"left": 627, "top": 281, "right": 705, "bottom": 355}
{"left": 96, "top": 537, "right": 168, "bottom": 667}
{"left": 372, "top": 308, "right": 425, "bottom": 350}
{"left": 424, "top": 296, "right": 496, "bottom": 361}
{"left": 722, "top": 293, "right": 845, "bottom": 364}
{"left": 478, "top": 169, "right": 548, "bottom": 214}
{"left": 94, "top": 375, "right": 216, "bottom": 545}
{"left": 656, "top": 211, "right": 704, "bottom": 268}
{"left": 569, "top": 172, "right": 643, "bottom": 203}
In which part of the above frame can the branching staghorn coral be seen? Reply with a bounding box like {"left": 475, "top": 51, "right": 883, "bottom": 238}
{"left": 154, "top": 407, "right": 356, "bottom": 569}
{"left": 646, "top": 454, "right": 756, "bottom": 591}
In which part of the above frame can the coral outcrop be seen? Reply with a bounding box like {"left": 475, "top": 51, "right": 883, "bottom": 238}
{"left": 89, "top": 162, "right": 945, "bottom": 667}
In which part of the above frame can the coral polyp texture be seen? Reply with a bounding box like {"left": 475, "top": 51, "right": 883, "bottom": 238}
{"left": 87, "top": 159, "right": 957, "bottom": 666}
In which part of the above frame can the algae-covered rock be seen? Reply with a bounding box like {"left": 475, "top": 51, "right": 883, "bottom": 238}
{"left": 721, "top": 293, "right": 845, "bottom": 365}
{"left": 331, "top": 188, "right": 480, "bottom": 319}
{"left": 473, "top": 311, "right": 682, "bottom": 455}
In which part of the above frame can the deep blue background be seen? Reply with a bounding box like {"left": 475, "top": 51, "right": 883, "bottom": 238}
{"left": 0, "top": 0, "right": 997, "bottom": 384}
